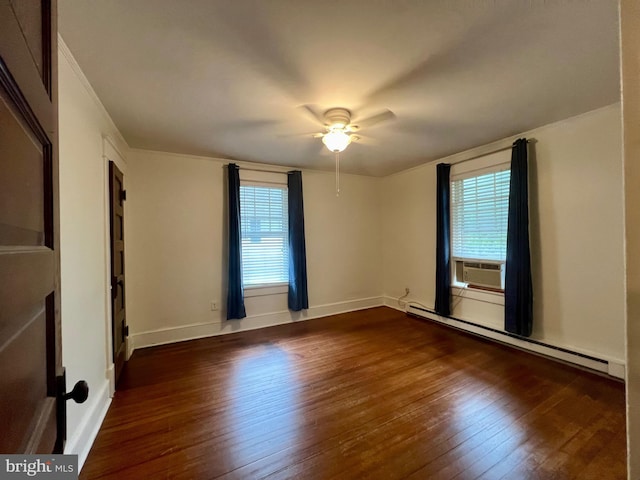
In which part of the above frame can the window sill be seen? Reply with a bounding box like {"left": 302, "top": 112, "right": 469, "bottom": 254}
{"left": 244, "top": 283, "right": 288, "bottom": 297}
{"left": 451, "top": 283, "right": 505, "bottom": 306}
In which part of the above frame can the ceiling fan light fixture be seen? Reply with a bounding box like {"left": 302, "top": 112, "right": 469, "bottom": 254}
{"left": 322, "top": 129, "right": 352, "bottom": 152}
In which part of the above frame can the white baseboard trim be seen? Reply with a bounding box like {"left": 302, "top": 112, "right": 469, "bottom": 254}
{"left": 607, "top": 360, "right": 626, "bottom": 379}
{"left": 64, "top": 378, "right": 111, "bottom": 472}
{"left": 383, "top": 296, "right": 406, "bottom": 312}
{"left": 126, "top": 336, "right": 134, "bottom": 360}
{"left": 106, "top": 364, "right": 115, "bottom": 397}
{"left": 382, "top": 296, "right": 625, "bottom": 380}
{"left": 132, "top": 296, "right": 384, "bottom": 350}
{"left": 131, "top": 321, "right": 222, "bottom": 349}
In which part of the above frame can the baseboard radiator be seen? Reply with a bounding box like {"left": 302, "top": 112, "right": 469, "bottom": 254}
{"left": 405, "top": 304, "right": 625, "bottom": 380}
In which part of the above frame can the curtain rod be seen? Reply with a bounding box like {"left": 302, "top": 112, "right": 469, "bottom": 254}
{"left": 449, "top": 138, "right": 535, "bottom": 167}
{"left": 242, "top": 167, "right": 289, "bottom": 174}
{"left": 228, "top": 165, "right": 289, "bottom": 175}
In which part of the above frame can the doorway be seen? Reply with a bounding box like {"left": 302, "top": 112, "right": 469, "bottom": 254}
{"left": 109, "top": 161, "right": 127, "bottom": 385}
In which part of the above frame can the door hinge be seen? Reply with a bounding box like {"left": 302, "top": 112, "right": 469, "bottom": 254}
{"left": 124, "top": 325, "right": 129, "bottom": 337}
{"left": 120, "top": 190, "right": 127, "bottom": 201}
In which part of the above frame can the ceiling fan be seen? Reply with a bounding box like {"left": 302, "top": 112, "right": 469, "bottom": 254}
{"left": 295, "top": 105, "right": 396, "bottom": 195}
{"left": 299, "top": 105, "right": 396, "bottom": 153}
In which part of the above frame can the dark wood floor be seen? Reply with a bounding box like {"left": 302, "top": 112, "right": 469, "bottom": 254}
{"left": 81, "top": 307, "right": 626, "bottom": 480}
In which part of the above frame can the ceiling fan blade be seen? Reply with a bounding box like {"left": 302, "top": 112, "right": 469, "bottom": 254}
{"left": 298, "top": 104, "right": 327, "bottom": 127}
{"left": 351, "top": 135, "right": 379, "bottom": 146}
{"left": 210, "top": 3, "right": 309, "bottom": 102}
{"left": 353, "top": 109, "right": 396, "bottom": 128}
{"left": 390, "top": 117, "right": 467, "bottom": 137}
{"left": 278, "top": 131, "right": 324, "bottom": 138}
{"left": 213, "top": 119, "right": 281, "bottom": 131}
{"left": 363, "top": 15, "right": 508, "bottom": 104}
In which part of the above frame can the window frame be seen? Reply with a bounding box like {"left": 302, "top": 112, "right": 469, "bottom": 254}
{"left": 239, "top": 176, "right": 289, "bottom": 292}
{"left": 449, "top": 155, "right": 511, "bottom": 292}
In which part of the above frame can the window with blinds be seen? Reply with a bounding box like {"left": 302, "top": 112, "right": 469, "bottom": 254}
{"left": 240, "top": 185, "right": 289, "bottom": 286}
{"left": 451, "top": 169, "right": 510, "bottom": 262}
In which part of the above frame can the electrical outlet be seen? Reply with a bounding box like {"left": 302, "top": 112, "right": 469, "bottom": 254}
{"left": 405, "top": 287, "right": 410, "bottom": 295}
{"left": 211, "top": 301, "right": 219, "bottom": 311}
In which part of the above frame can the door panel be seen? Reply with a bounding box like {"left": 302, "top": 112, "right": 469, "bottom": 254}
{"left": 9, "top": 0, "right": 44, "bottom": 79}
{"left": 0, "top": 0, "right": 62, "bottom": 453}
{"left": 109, "top": 161, "right": 127, "bottom": 384}
{"left": 0, "top": 250, "right": 54, "bottom": 330}
{"left": 0, "top": 5, "right": 54, "bottom": 135}
{"left": 0, "top": 83, "right": 45, "bottom": 246}
{"left": 0, "top": 308, "right": 48, "bottom": 451}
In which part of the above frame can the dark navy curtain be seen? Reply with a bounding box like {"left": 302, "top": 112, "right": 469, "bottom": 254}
{"left": 287, "top": 170, "right": 309, "bottom": 311}
{"left": 435, "top": 163, "right": 451, "bottom": 317}
{"left": 505, "top": 139, "right": 533, "bottom": 336}
{"left": 226, "top": 163, "right": 246, "bottom": 320}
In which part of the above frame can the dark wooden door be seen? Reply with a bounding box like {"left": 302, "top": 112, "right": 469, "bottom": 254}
{"left": 0, "top": 0, "right": 62, "bottom": 453}
{"left": 109, "top": 161, "right": 127, "bottom": 385}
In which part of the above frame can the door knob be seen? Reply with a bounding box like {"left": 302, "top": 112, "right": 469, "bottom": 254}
{"left": 55, "top": 371, "right": 89, "bottom": 453}
{"left": 63, "top": 380, "right": 89, "bottom": 404}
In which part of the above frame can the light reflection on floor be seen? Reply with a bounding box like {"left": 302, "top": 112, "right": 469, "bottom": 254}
{"left": 445, "top": 374, "right": 527, "bottom": 477}
{"left": 225, "top": 342, "right": 300, "bottom": 469}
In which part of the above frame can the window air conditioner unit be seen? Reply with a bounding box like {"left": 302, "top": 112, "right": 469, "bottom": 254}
{"left": 462, "top": 262, "right": 505, "bottom": 289}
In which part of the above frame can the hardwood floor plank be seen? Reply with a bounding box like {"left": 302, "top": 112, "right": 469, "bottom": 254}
{"left": 80, "top": 307, "right": 626, "bottom": 480}
{"left": 331, "top": 370, "right": 559, "bottom": 479}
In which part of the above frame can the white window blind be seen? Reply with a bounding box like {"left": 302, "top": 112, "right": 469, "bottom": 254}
{"left": 240, "top": 185, "right": 289, "bottom": 286}
{"left": 451, "top": 169, "right": 510, "bottom": 261}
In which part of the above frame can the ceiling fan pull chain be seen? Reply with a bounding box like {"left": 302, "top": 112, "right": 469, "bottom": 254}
{"left": 335, "top": 152, "right": 340, "bottom": 196}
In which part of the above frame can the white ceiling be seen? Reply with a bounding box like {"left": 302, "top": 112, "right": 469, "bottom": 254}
{"left": 58, "top": 1, "right": 620, "bottom": 176}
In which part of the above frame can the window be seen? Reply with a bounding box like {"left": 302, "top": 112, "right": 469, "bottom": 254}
{"left": 239, "top": 184, "right": 288, "bottom": 287}
{"left": 451, "top": 168, "right": 510, "bottom": 262}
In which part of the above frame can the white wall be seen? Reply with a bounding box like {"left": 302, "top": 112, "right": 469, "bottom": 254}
{"left": 621, "top": 0, "right": 640, "bottom": 476}
{"left": 58, "top": 38, "right": 129, "bottom": 466}
{"left": 126, "top": 150, "right": 383, "bottom": 347}
{"left": 381, "top": 104, "right": 625, "bottom": 365}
